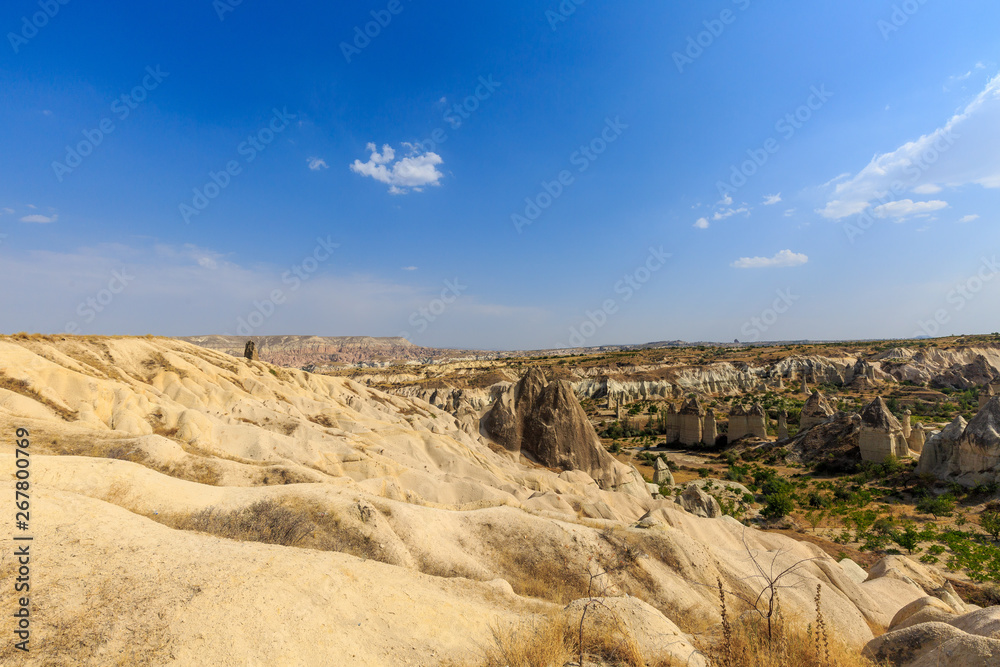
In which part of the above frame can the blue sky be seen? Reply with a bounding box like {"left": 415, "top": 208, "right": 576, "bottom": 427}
{"left": 1, "top": 0, "right": 998, "bottom": 350}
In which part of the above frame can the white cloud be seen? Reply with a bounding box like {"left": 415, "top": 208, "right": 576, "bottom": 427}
{"left": 1, "top": 207, "right": 14, "bottom": 215}
{"left": 783, "top": 209, "right": 796, "bottom": 217}
{"left": 958, "top": 214, "right": 980, "bottom": 223}
{"left": 693, "top": 217, "right": 709, "bottom": 229}
{"left": 717, "top": 193, "right": 733, "bottom": 206}
{"left": 762, "top": 193, "right": 782, "bottom": 205}
{"left": 350, "top": 142, "right": 444, "bottom": 194}
{"left": 872, "top": 199, "right": 948, "bottom": 219}
{"left": 712, "top": 207, "right": 748, "bottom": 221}
{"left": 912, "top": 183, "right": 942, "bottom": 194}
{"left": 819, "top": 73, "right": 1000, "bottom": 219}
{"left": 21, "top": 214, "right": 57, "bottom": 224}
{"left": 401, "top": 266, "right": 418, "bottom": 271}
{"left": 731, "top": 249, "right": 808, "bottom": 270}
{"left": 307, "top": 157, "right": 329, "bottom": 171}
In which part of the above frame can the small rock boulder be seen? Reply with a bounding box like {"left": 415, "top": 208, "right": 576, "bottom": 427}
{"left": 679, "top": 483, "right": 721, "bottom": 518}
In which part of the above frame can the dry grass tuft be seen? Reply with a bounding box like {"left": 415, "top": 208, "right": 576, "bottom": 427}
{"left": 706, "top": 590, "right": 885, "bottom": 667}
{"left": 0, "top": 371, "right": 78, "bottom": 420}
{"left": 160, "top": 499, "right": 314, "bottom": 547}
{"left": 479, "top": 610, "right": 648, "bottom": 667}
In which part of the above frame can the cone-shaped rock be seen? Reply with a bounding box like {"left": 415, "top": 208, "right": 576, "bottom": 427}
{"left": 800, "top": 390, "right": 835, "bottom": 431}
{"left": 858, "top": 396, "right": 909, "bottom": 462}
{"left": 481, "top": 367, "right": 647, "bottom": 498}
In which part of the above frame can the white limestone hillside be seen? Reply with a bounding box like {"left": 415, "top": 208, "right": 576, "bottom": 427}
{"left": 0, "top": 335, "right": 947, "bottom": 665}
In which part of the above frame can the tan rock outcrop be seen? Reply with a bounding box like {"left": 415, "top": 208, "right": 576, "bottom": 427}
{"left": 678, "top": 397, "right": 703, "bottom": 446}
{"left": 777, "top": 410, "right": 789, "bottom": 440}
{"left": 800, "top": 390, "right": 835, "bottom": 430}
{"left": 679, "top": 483, "right": 720, "bottom": 518}
{"left": 917, "top": 397, "right": 1000, "bottom": 483}
{"left": 728, "top": 404, "right": 749, "bottom": 440}
{"left": 908, "top": 423, "right": 926, "bottom": 454}
{"left": 664, "top": 403, "right": 680, "bottom": 443}
{"left": 918, "top": 415, "right": 968, "bottom": 477}
{"left": 653, "top": 457, "right": 673, "bottom": 486}
{"left": 482, "top": 367, "right": 648, "bottom": 498}
{"left": 702, "top": 411, "right": 717, "bottom": 445}
{"left": 748, "top": 403, "right": 767, "bottom": 438}
{"left": 859, "top": 396, "right": 910, "bottom": 462}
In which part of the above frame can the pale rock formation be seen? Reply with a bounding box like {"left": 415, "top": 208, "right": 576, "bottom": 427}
{"left": 917, "top": 397, "right": 1000, "bottom": 483}
{"left": 678, "top": 397, "right": 704, "bottom": 446}
{"left": 800, "top": 390, "right": 835, "bottom": 431}
{"left": 981, "top": 383, "right": 998, "bottom": 409}
{"left": 664, "top": 403, "right": 680, "bottom": 443}
{"left": 562, "top": 597, "right": 708, "bottom": 667}
{"left": 889, "top": 597, "right": 959, "bottom": 631}
{"left": 702, "top": 411, "right": 717, "bottom": 445}
{"left": 859, "top": 397, "right": 910, "bottom": 462}
{"left": 679, "top": 483, "right": 720, "bottom": 518}
{"left": 777, "top": 410, "right": 789, "bottom": 440}
{"left": 728, "top": 404, "right": 749, "bottom": 441}
{"left": 908, "top": 423, "right": 926, "bottom": 454}
{"left": 653, "top": 457, "right": 673, "bottom": 486}
{"left": 748, "top": 403, "right": 768, "bottom": 439}
{"left": 949, "top": 396, "right": 1000, "bottom": 482}
{"left": 801, "top": 375, "right": 809, "bottom": 395}
{"left": 864, "top": 607, "right": 1000, "bottom": 667}
{"left": 482, "top": 367, "right": 648, "bottom": 498}
{"left": 918, "top": 416, "right": 968, "bottom": 477}
{"left": 903, "top": 409, "right": 912, "bottom": 439}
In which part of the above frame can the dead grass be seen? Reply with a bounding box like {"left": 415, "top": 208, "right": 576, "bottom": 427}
{"left": 159, "top": 499, "right": 314, "bottom": 547}
{"left": 479, "top": 610, "right": 652, "bottom": 667}
{"left": 492, "top": 545, "right": 590, "bottom": 604}
{"left": 142, "top": 352, "right": 189, "bottom": 380}
{"left": 0, "top": 371, "right": 78, "bottom": 420}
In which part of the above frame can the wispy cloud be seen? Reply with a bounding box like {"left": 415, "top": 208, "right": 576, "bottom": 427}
{"left": 712, "top": 206, "right": 748, "bottom": 221}
{"left": 350, "top": 142, "right": 444, "bottom": 194}
{"left": 958, "top": 214, "right": 980, "bottom": 223}
{"left": 818, "top": 73, "right": 1000, "bottom": 220}
{"left": 21, "top": 214, "right": 57, "bottom": 224}
{"left": 307, "top": 157, "right": 329, "bottom": 171}
{"left": 693, "top": 217, "right": 710, "bottom": 230}
{"left": 762, "top": 193, "right": 782, "bottom": 205}
{"left": 401, "top": 266, "right": 418, "bottom": 271}
{"left": 731, "top": 249, "right": 808, "bottom": 269}
{"left": 872, "top": 199, "right": 948, "bottom": 220}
